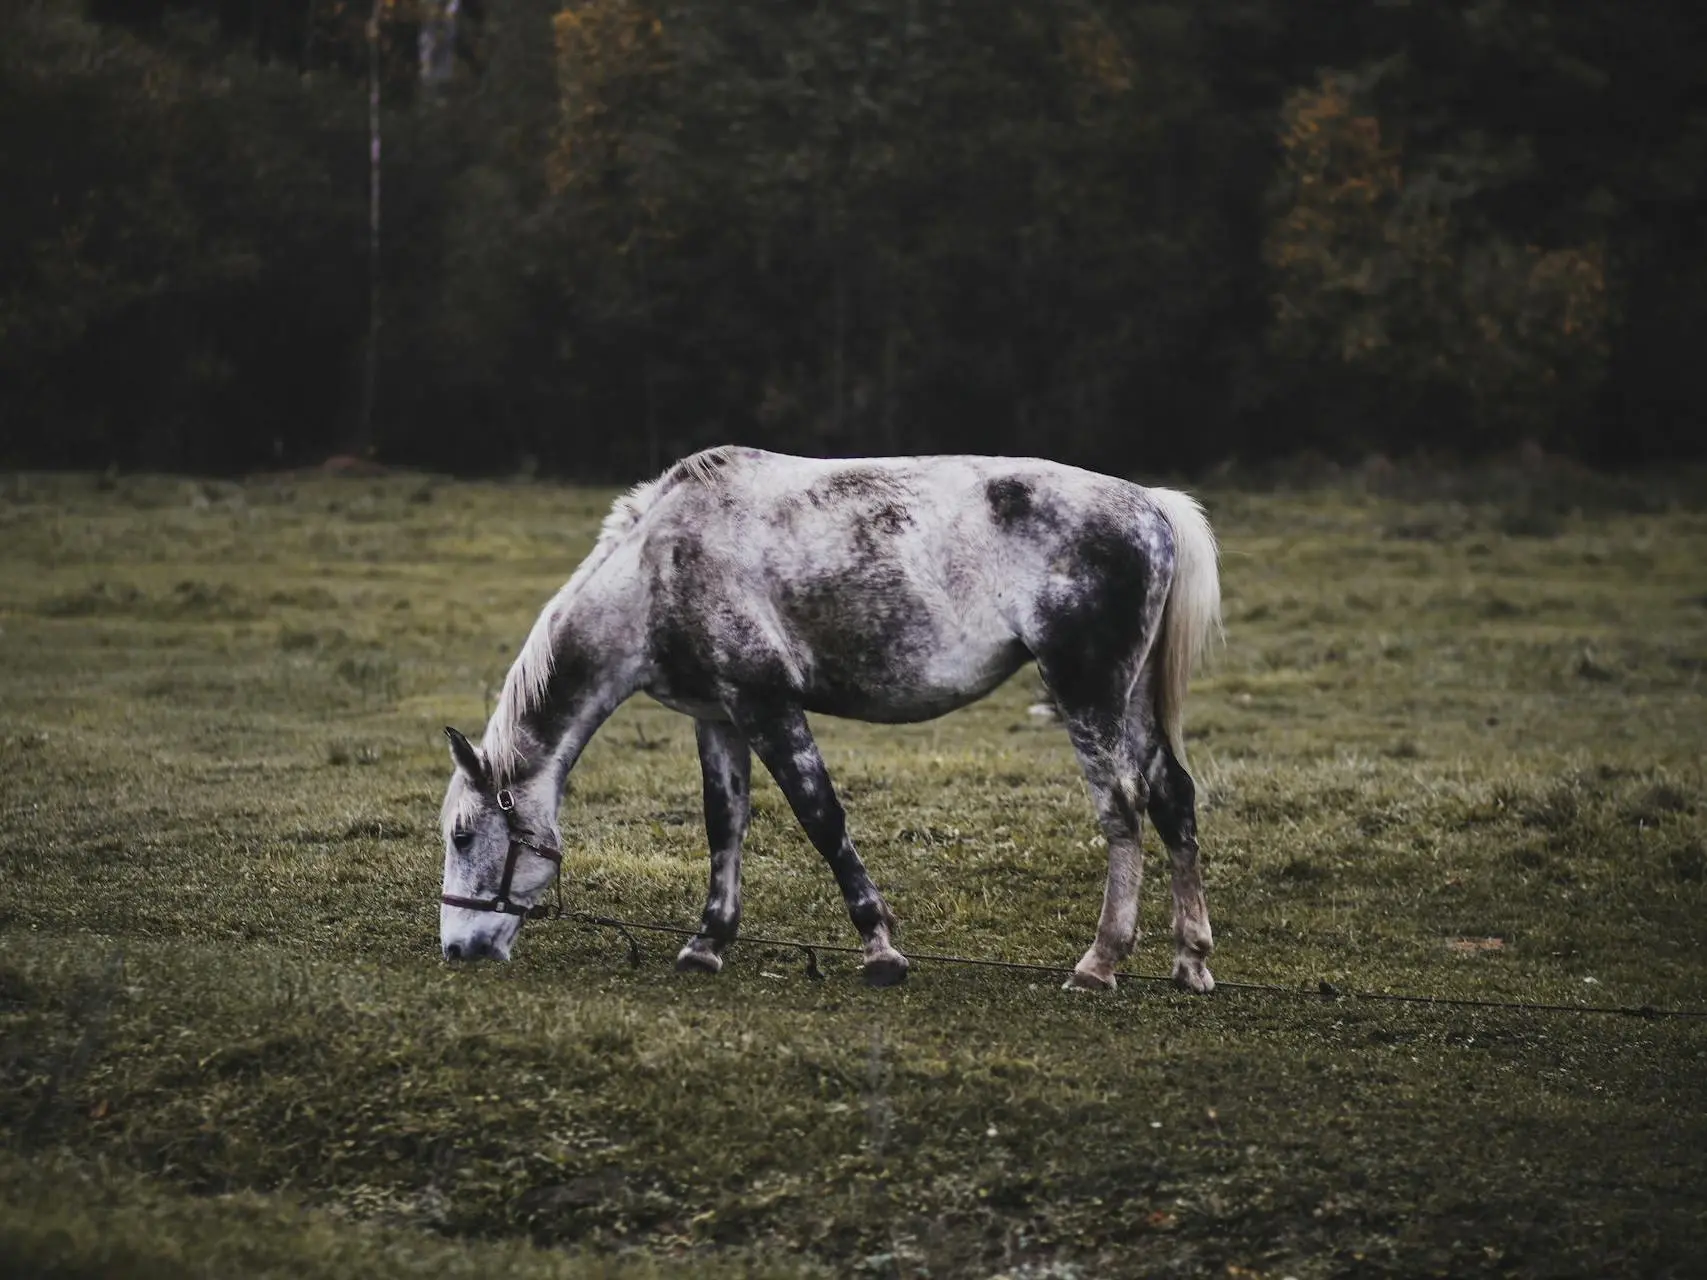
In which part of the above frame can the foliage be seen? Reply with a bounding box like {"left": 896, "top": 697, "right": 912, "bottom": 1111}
{"left": 0, "top": 4, "right": 369, "bottom": 467}
{"left": 1265, "top": 69, "right": 1610, "bottom": 452}
{"left": 532, "top": 0, "right": 1239, "bottom": 472}
{"left": 2, "top": 0, "right": 1705, "bottom": 472}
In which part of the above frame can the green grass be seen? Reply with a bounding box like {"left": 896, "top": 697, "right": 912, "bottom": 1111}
{"left": 2, "top": 467, "right": 1705, "bottom": 1278}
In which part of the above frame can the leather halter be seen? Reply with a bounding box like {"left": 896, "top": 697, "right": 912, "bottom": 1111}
{"left": 440, "top": 787, "right": 564, "bottom": 920}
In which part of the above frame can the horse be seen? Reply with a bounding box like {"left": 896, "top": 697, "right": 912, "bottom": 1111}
{"left": 438, "top": 446, "right": 1221, "bottom": 992}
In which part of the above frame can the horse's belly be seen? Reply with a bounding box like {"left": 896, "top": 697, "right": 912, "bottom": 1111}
{"left": 646, "top": 690, "right": 729, "bottom": 720}
{"left": 800, "top": 637, "right": 1030, "bottom": 723}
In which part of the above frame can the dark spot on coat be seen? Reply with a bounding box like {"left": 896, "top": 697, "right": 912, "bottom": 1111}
{"left": 647, "top": 536, "right": 723, "bottom": 702}
{"left": 843, "top": 503, "right": 914, "bottom": 566}
{"left": 1146, "top": 747, "right": 1198, "bottom": 850}
{"left": 986, "top": 477, "right": 1034, "bottom": 527}
{"left": 778, "top": 562, "right": 937, "bottom": 720}
{"left": 1032, "top": 513, "right": 1171, "bottom": 725}
{"left": 869, "top": 503, "right": 912, "bottom": 536}
{"left": 648, "top": 530, "right": 802, "bottom": 708}
{"left": 823, "top": 469, "right": 893, "bottom": 500}
{"left": 808, "top": 468, "right": 905, "bottom": 514}
{"left": 508, "top": 630, "right": 597, "bottom": 762}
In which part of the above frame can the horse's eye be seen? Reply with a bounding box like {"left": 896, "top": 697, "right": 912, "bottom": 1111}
{"left": 451, "top": 830, "right": 475, "bottom": 851}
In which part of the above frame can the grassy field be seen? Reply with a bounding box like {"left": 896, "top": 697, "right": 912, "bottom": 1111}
{"left": 2, "top": 463, "right": 1705, "bottom": 1279}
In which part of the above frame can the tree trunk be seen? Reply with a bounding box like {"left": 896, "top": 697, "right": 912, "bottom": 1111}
{"left": 420, "top": 0, "right": 460, "bottom": 89}
{"left": 353, "top": 0, "right": 382, "bottom": 456}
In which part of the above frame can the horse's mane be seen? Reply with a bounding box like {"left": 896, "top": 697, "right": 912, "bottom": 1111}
{"left": 482, "top": 447, "right": 736, "bottom": 780}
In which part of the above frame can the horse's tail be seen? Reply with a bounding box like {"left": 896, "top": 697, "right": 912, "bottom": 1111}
{"left": 1145, "top": 487, "right": 1222, "bottom": 767}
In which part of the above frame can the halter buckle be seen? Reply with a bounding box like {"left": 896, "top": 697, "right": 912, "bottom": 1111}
{"left": 496, "top": 788, "right": 516, "bottom": 812}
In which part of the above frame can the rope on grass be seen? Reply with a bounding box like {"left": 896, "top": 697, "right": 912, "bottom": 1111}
{"left": 563, "top": 911, "right": 1707, "bottom": 1022}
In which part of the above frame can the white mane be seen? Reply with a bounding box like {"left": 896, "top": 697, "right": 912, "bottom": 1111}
{"left": 482, "top": 447, "right": 735, "bottom": 779}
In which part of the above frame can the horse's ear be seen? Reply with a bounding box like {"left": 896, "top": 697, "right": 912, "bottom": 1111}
{"left": 443, "top": 726, "right": 489, "bottom": 786}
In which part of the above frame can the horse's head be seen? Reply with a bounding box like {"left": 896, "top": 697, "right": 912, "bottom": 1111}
{"left": 438, "top": 726, "right": 563, "bottom": 962}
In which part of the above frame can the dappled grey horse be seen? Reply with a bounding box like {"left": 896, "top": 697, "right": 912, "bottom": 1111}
{"left": 439, "top": 447, "right": 1221, "bottom": 991}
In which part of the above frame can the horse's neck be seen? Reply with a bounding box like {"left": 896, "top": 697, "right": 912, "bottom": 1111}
{"left": 493, "top": 557, "right": 648, "bottom": 806}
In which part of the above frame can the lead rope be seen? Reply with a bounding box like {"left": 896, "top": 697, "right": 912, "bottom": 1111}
{"left": 554, "top": 910, "right": 1707, "bottom": 1021}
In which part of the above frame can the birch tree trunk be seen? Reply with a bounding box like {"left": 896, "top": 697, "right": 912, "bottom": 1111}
{"left": 419, "top": 0, "right": 460, "bottom": 89}
{"left": 354, "top": 0, "right": 382, "bottom": 455}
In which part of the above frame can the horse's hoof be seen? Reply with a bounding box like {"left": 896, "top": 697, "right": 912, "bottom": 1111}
{"left": 1172, "top": 956, "right": 1214, "bottom": 994}
{"left": 1063, "top": 965, "right": 1116, "bottom": 992}
{"left": 863, "top": 951, "right": 909, "bottom": 988}
{"left": 674, "top": 943, "right": 724, "bottom": 975}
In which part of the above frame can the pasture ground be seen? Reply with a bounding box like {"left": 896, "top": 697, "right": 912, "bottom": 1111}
{"left": 2, "top": 464, "right": 1705, "bottom": 1279}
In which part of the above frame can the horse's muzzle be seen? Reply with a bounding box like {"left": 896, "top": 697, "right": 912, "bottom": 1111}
{"left": 442, "top": 935, "right": 512, "bottom": 963}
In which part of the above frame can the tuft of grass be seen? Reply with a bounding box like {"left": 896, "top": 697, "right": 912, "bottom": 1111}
{"left": 1, "top": 468, "right": 1705, "bottom": 1278}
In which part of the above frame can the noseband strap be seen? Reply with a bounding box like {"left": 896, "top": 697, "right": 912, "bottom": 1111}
{"left": 441, "top": 788, "right": 564, "bottom": 920}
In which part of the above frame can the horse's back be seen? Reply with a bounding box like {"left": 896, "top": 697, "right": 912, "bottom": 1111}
{"left": 636, "top": 450, "right": 1176, "bottom": 721}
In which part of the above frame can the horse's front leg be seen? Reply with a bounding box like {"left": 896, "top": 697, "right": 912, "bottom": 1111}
{"left": 676, "top": 719, "right": 751, "bottom": 974}
{"left": 734, "top": 702, "right": 908, "bottom": 987}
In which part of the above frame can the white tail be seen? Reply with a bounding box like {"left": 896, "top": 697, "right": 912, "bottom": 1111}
{"left": 1145, "top": 487, "right": 1222, "bottom": 766}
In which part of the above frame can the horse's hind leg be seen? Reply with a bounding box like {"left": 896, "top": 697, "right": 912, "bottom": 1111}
{"left": 1148, "top": 743, "right": 1215, "bottom": 993}
{"left": 1055, "top": 704, "right": 1149, "bottom": 992}
{"left": 677, "top": 719, "right": 751, "bottom": 975}
{"left": 732, "top": 702, "right": 908, "bottom": 987}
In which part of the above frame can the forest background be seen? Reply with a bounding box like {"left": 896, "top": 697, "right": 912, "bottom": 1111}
{"left": 3, "top": 0, "right": 1703, "bottom": 478}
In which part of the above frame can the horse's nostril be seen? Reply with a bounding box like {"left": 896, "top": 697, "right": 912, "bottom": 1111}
{"left": 445, "top": 943, "right": 463, "bottom": 962}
